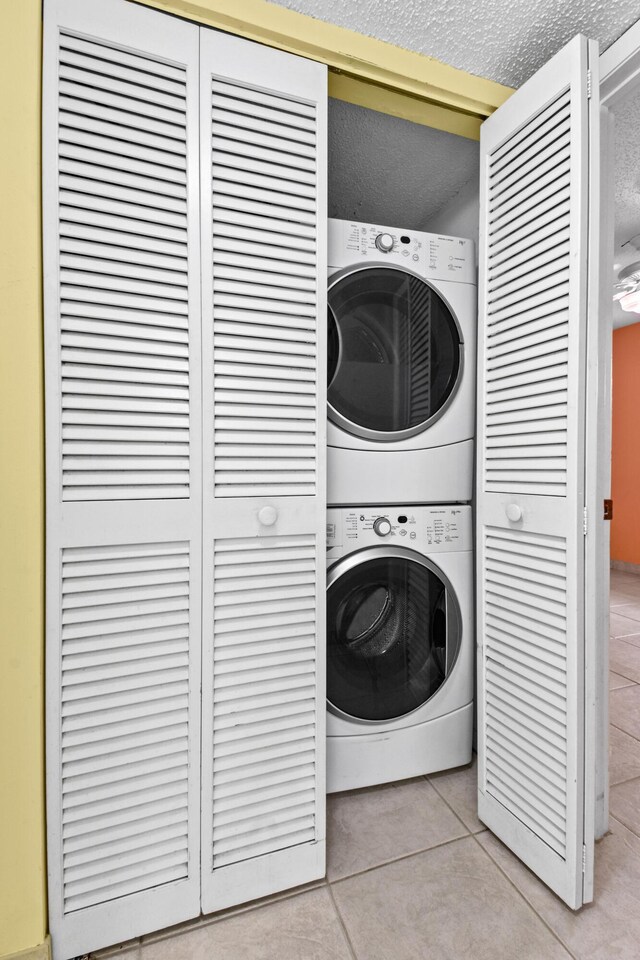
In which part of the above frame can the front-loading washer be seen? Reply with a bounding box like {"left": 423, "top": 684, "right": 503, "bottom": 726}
{"left": 326, "top": 503, "right": 473, "bottom": 793}
{"left": 327, "top": 218, "right": 476, "bottom": 505}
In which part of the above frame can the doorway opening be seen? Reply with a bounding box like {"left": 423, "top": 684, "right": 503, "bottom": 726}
{"left": 600, "top": 23, "right": 640, "bottom": 841}
{"left": 607, "top": 89, "right": 640, "bottom": 810}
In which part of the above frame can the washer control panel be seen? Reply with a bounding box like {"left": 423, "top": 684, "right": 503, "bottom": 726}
{"left": 328, "top": 218, "right": 475, "bottom": 284}
{"left": 326, "top": 505, "right": 472, "bottom": 559}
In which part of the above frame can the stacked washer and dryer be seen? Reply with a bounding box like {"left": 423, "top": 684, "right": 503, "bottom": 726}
{"left": 325, "top": 218, "right": 476, "bottom": 792}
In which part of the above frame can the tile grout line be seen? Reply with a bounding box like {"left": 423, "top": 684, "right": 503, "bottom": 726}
{"left": 328, "top": 826, "right": 472, "bottom": 885}
{"left": 425, "top": 771, "right": 482, "bottom": 836}
{"left": 608, "top": 774, "right": 640, "bottom": 843}
{"left": 608, "top": 663, "right": 640, "bottom": 684}
{"left": 137, "top": 880, "right": 328, "bottom": 948}
{"left": 606, "top": 812, "right": 640, "bottom": 844}
{"left": 468, "top": 832, "right": 579, "bottom": 960}
{"left": 610, "top": 720, "right": 640, "bottom": 745}
{"left": 609, "top": 678, "right": 638, "bottom": 690}
{"left": 610, "top": 770, "right": 640, "bottom": 788}
{"left": 326, "top": 882, "right": 359, "bottom": 960}
{"left": 609, "top": 812, "right": 640, "bottom": 844}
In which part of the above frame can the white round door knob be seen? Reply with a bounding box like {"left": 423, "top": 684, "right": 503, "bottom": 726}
{"left": 258, "top": 506, "right": 278, "bottom": 526}
{"left": 375, "top": 233, "right": 394, "bottom": 253}
{"left": 506, "top": 503, "right": 523, "bottom": 523}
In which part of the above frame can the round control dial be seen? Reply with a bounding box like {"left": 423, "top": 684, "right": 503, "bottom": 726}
{"left": 375, "top": 233, "right": 394, "bottom": 253}
{"left": 373, "top": 517, "right": 392, "bottom": 537}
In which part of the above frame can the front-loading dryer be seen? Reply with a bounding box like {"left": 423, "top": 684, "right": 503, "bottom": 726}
{"left": 327, "top": 218, "right": 476, "bottom": 505}
{"left": 326, "top": 504, "right": 473, "bottom": 793}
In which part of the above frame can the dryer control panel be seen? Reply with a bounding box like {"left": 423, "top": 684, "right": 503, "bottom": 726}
{"left": 328, "top": 218, "right": 475, "bottom": 284}
{"left": 326, "top": 505, "right": 472, "bottom": 561}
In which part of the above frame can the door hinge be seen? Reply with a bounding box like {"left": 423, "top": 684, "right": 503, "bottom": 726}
{"left": 582, "top": 844, "right": 587, "bottom": 874}
{"left": 604, "top": 499, "right": 613, "bottom": 521}
{"left": 583, "top": 506, "right": 588, "bottom": 536}
{"left": 587, "top": 69, "right": 592, "bottom": 99}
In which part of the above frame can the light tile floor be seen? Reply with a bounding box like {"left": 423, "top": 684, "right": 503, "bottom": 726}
{"left": 93, "top": 568, "right": 640, "bottom": 960}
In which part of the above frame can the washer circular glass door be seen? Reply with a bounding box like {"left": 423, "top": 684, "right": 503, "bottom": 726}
{"left": 327, "top": 266, "right": 463, "bottom": 441}
{"left": 327, "top": 547, "right": 462, "bottom": 722}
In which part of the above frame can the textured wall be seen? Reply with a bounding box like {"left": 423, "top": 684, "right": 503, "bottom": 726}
{"left": 611, "top": 322, "right": 640, "bottom": 565}
{"left": 271, "top": 0, "right": 640, "bottom": 87}
{"left": 423, "top": 178, "right": 480, "bottom": 251}
{"left": 328, "top": 98, "right": 479, "bottom": 231}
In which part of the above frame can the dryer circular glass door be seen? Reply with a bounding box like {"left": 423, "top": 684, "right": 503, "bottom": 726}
{"left": 327, "top": 266, "right": 463, "bottom": 441}
{"left": 326, "top": 547, "right": 462, "bottom": 722}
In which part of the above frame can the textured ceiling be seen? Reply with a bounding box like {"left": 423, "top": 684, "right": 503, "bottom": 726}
{"left": 271, "top": 0, "right": 640, "bottom": 87}
{"left": 328, "top": 98, "right": 479, "bottom": 229}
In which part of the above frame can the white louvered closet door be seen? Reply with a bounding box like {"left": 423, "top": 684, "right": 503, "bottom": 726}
{"left": 43, "top": 1, "right": 201, "bottom": 957}
{"left": 199, "top": 30, "right": 327, "bottom": 912}
{"left": 476, "top": 35, "right": 600, "bottom": 909}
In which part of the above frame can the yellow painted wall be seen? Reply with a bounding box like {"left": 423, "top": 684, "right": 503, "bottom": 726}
{"left": 0, "top": 1, "right": 48, "bottom": 956}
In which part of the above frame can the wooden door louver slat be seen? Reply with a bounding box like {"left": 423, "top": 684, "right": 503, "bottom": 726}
{"left": 57, "top": 30, "right": 192, "bottom": 502}
{"left": 210, "top": 78, "right": 319, "bottom": 499}
{"left": 477, "top": 34, "right": 599, "bottom": 910}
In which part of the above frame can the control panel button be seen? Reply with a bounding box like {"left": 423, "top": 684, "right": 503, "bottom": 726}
{"left": 375, "top": 233, "right": 394, "bottom": 253}
{"left": 373, "top": 516, "right": 392, "bottom": 537}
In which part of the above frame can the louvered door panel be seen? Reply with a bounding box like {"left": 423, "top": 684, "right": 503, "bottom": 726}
{"left": 210, "top": 78, "right": 319, "bottom": 498}
{"left": 211, "top": 536, "right": 317, "bottom": 868}
{"left": 483, "top": 528, "right": 568, "bottom": 857}
{"left": 477, "top": 35, "right": 599, "bottom": 910}
{"left": 57, "top": 32, "right": 191, "bottom": 501}
{"left": 60, "top": 542, "right": 191, "bottom": 912}
{"left": 485, "top": 90, "right": 571, "bottom": 497}
{"left": 44, "top": 2, "right": 201, "bottom": 957}
{"left": 200, "top": 30, "right": 327, "bottom": 915}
